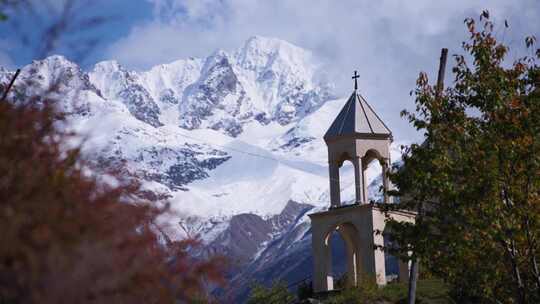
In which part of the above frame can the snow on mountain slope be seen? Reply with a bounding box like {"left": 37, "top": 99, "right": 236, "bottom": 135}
{"left": 89, "top": 36, "right": 334, "bottom": 138}
{"left": 0, "top": 36, "right": 405, "bottom": 300}
{"left": 234, "top": 36, "right": 333, "bottom": 125}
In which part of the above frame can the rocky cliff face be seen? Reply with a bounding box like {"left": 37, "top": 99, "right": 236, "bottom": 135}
{"left": 0, "top": 36, "right": 395, "bottom": 302}
{"left": 91, "top": 61, "right": 163, "bottom": 127}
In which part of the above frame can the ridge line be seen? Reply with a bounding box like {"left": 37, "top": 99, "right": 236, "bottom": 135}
{"left": 357, "top": 92, "right": 374, "bottom": 133}
{"left": 358, "top": 93, "right": 392, "bottom": 134}
{"left": 337, "top": 93, "right": 355, "bottom": 135}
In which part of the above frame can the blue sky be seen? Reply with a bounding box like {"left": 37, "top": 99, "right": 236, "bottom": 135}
{"left": 1, "top": 0, "right": 539, "bottom": 141}
{"left": 0, "top": 0, "right": 154, "bottom": 68}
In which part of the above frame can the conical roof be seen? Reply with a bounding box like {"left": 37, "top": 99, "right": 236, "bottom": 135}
{"left": 324, "top": 91, "right": 392, "bottom": 141}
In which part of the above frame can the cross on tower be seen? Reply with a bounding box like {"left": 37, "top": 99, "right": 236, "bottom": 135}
{"left": 352, "top": 70, "right": 359, "bottom": 91}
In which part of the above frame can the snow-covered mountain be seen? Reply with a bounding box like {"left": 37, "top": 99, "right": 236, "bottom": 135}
{"left": 0, "top": 36, "right": 403, "bottom": 301}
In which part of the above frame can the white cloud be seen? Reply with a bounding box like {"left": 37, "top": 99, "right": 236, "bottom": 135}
{"left": 106, "top": 0, "right": 540, "bottom": 141}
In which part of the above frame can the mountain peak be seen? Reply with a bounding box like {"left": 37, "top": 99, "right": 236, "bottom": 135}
{"left": 27, "top": 55, "right": 80, "bottom": 79}
{"left": 242, "top": 35, "right": 303, "bottom": 53}
{"left": 34, "top": 55, "right": 76, "bottom": 67}
{"left": 11, "top": 36, "right": 332, "bottom": 136}
{"left": 235, "top": 35, "right": 312, "bottom": 73}
{"left": 93, "top": 60, "right": 124, "bottom": 74}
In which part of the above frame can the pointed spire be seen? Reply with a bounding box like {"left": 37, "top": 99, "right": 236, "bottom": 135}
{"left": 324, "top": 89, "right": 392, "bottom": 141}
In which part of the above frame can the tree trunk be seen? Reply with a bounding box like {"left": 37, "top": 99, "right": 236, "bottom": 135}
{"left": 509, "top": 239, "right": 526, "bottom": 304}
{"left": 501, "top": 188, "right": 526, "bottom": 303}
{"left": 524, "top": 191, "right": 540, "bottom": 299}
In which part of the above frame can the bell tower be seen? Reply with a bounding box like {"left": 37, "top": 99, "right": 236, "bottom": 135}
{"left": 309, "top": 72, "right": 413, "bottom": 293}
{"left": 324, "top": 71, "right": 393, "bottom": 206}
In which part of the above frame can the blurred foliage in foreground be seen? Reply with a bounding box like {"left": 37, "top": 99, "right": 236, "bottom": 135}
{"left": 0, "top": 94, "right": 225, "bottom": 302}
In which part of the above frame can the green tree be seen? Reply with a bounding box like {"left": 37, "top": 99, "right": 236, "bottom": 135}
{"left": 246, "top": 281, "right": 295, "bottom": 304}
{"left": 383, "top": 12, "right": 540, "bottom": 303}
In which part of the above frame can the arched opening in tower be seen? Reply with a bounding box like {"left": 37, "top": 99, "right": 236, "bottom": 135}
{"left": 339, "top": 160, "right": 355, "bottom": 205}
{"left": 365, "top": 160, "right": 383, "bottom": 203}
{"left": 328, "top": 230, "right": 348, "bottom": 289}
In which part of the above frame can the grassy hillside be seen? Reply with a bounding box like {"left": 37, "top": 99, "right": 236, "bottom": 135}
{"left": 322, "top": 279, "right": 452, "bottom": 304}
{"left": 247, "top": 279, "right": 453, "bottom": 304}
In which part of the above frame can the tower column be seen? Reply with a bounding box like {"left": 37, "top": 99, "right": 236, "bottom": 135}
{"left": 353, "top": 157, "right": 363, "bottom": 204}
{"left": 356, "top": 208, "right": 387, "bottom": 286}
{"left": 381, "top": 158, "right": 390, "bottom": 203}
{"left": 312, "top": 224, "right": 334, "bottom": 292}
{"left": 362, "top": 161, "right": 368, "bottom": 203}
{"left": 329, "top": 162, "right": 341, "bottom": 207}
